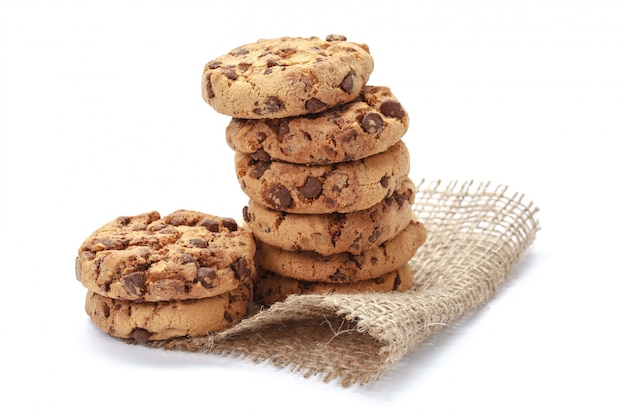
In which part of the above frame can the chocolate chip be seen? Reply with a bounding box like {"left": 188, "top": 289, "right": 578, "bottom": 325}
{"left": 207, "top": 61, "right": 221, "bottom": 69}
{"left": 298, "top": 76, "right": 313, "bottom": 90}
{"left": 181, "top": 253, "right": 195, "bottom": 264}
{"left": 380, "top": 100, "right": 406, "bottom": 119}
{"left": 254, "top": 96, "right": 285, "bottom": 115}
{"left": 131, "top": 328, "right": 153, "bottom": 342}
{"left": 340, "top": 71, "right": 355, "bottom": 93}
{"left": 326, "top": 34, "right": 347, "bottom": 41}
{"left": 394, "top": 193, "right": 408, "bottom": 206}
{"left": 349, "top": 236, "right": 362, "bottom": 252}
{"left": 360, "top": 112, "right": 384, "bottom": 134}
{"left": 199, "top": 218, "right": 220, "bottom": 232}
{"left": 205, "top": 75, "right": 214, "bottom": 98}
{"left": 118, "top": 216, "right": 131, "bottom": 225}
{"left": 368, "top": 227, "right": 382, "bottom": 243}
{"left": 256, "top": 132, "right": 267, "bottom": 143}
{"left": 168, "top": 215, "right": 187, "bottom": 226}
{"left": 392, "top": 273, "right": 402, "bottom": 290}
{"left": 102, "top": 303, "right": 110, "bottom": 319}
{"left": 266, "top": 185, "right": 293, "bottom": 209}
{"left": 348, "top": 253, "right": 365, "bottom": 267}
{"left": 278, "top": 121, "right": 290, "bottom": 139}
{"left": 150, "top": 223, "right": 167, "bottom": 232}
{"left": 329, "top": 270, "right": 348, "bottom": 282}
{"left": 251, "top": 160, "right": 271, "bottom": 179}
{"left": 224, "top": 68, "right": 237, "bottom": 80}
{"left": 278, "top": 47, "right": 296, "bottom": 58}
{"left": 233, "top": 257, "right": 249, "bottom": 280}
{"left": 224, "top": 311, "right": 233, "bottom": 323}
{"left": 337, "top": 127, "right": 358, "bottom": 143}
{"left": 298, "top": 176, "right": 323, "bottom": 199}
{"left": 196, "top": 267, "right": 217, "bottom": 289}
{"left": 242, "top": 206, "right": 251, "bottom": 223}
{"left": 221, "top": 218, "right": 238, "bottom": 231}
{"left": 231, "top": 47, "right": 249, "bottom": 56}
{"left": 189, "top": 238, "right": 208, "bottom": 248}
{"left": 238, "top": 62, "right": 251, "bottom": 72}
{"left": 380, "top": 175, "right": 390, "bottom": 188}
{"left": 250, "top": 149, "right": 271, "bottom": 161}
{"left": 96, "top": 237, "right": 117, "bottom": 250}
{"left": 305, "top": 98, "right": 327, "bottom": 113}
{"left": 121, "top": 272, "right": 146, "bottom": 296}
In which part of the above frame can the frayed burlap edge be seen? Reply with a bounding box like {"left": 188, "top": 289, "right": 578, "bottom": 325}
{"left": 147, "top": 179, "right": 540, "bottom": 386}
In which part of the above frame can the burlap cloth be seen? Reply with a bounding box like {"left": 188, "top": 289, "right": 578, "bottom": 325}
{"left": 148, "top": 179, "right": 540, "bottom": 386}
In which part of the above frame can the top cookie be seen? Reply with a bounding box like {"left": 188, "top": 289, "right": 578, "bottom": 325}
{"left": 226, "top": 86, "right": 409, "bottom": 165}
{"left": 75, "top": 210, "right": 256, "bottom": 302}
{"left": 201, "top": 35, "right": 374, "bottom": 119}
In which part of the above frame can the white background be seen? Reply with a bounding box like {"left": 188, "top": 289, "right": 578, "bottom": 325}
{"left": 1, "top": 0, "right": 624, "bottom": 415}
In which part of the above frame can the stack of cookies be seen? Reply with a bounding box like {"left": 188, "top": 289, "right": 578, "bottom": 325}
{"left": 201, "top": 35, "right": 426, "bottom": 304}
{"left": 75, "top": 210, "right": 255, "bottom": 341}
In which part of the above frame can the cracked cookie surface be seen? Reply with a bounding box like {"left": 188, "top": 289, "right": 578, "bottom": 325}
{"left": 201, "top": 35, "right": 374, "bottom": 119}
{"left": 76, "top": 210, "right": 256, "bottom": 302}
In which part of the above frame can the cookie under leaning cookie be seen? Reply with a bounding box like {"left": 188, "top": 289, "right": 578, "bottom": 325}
{"left": 254, "top": 263, "right": 413, "bottom": 305}
{"left": 256, "top": 219, "right": 426, "bottom": 282}
{"left": 243, "top": 176, "right": 416, "bottom": 255}
{"left": 85, "top": 282, "right": 252, "bottom": 342}
{"left": 236, "top": 140, "right": 410, "bottom": 214}
{"left": 76, "top": 210, "right": 256, "bottom": 302}
{"left": 226, "top": 86, "right": 409, "bottom": 165}
{"left": 201, "top": 35, "right": 374, "bottom": 119}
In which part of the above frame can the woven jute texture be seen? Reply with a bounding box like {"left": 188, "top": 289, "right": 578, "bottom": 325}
{"left": 149, "top": 179, "right": 540, "bottom": 386}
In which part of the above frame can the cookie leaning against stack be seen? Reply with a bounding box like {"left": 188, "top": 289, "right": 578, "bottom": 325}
{"left": 201, "top": 34, "right": 427, "bottom": 304}
{"left": 75, "top": 210, "right": 255, "bottom": 341}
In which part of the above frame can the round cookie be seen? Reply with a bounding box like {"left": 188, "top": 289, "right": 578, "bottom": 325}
{"left": 243, "top": 176, "right": 416, "bottom": 255}
{"left": 254, "top": 263, "right": 413, "bottom": 305}
{"left": 76, "top": 210, "right": 256, "bottom": 302}
{"left": 255, "top": 219, "right": 427, "bottom": 282}
{"left": 235, "top": 140, "right": 410, "bottom": 214}
{"left": 201, "top": 35, "right": 374, "bottom": 119}
{"left": 225, "top": 85, "right": 409, "bottom": 165}
{"left": 85, "top": 282, "right": 252, "bottom": 342}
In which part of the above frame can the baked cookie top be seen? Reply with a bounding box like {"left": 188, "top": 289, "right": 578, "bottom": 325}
{"left": 226, "top": 86, "right": 409, "bottom": 165}
{"left": 76, "top": 210, "right": 256, "bottom": 302}
{"left": 235, "top": 141, "right": 411, "bottom": 214}
{"left": 201, "top": 35, "right": 374, "bottom": 119}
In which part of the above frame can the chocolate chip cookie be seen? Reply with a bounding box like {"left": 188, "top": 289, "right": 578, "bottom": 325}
{"left": 255, "top": 219, "right": 426, "bottom": 282}
{"left": 85, "top": 281, "right": 252, "bottom": 341}
{"left": 76, "top": 210, "right": 256, "bottom": 302}
{"left": 201, "top": 35, "right": 374, "bottom": 119}
{"left": 253, "top": 263, "right": 413, "bottom": 305}
{"left": 243, "top": 176, "right": 416, "bottom": 255}
{"left": 235, "top": 140, "right": 410, "bottom": 214}
{"left": 225, "top": 86, "right": 409, "bottom": 165}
